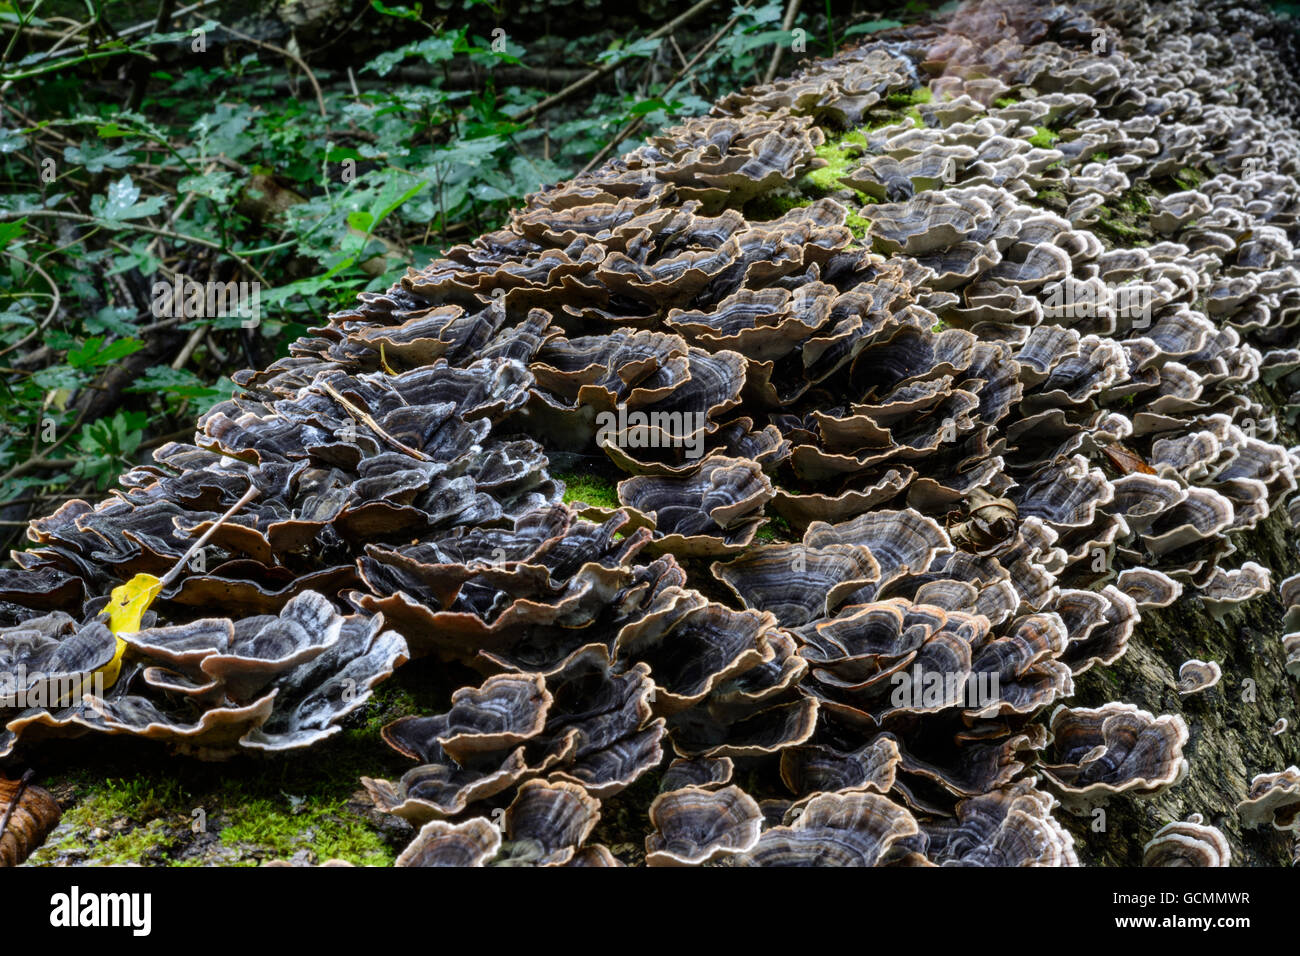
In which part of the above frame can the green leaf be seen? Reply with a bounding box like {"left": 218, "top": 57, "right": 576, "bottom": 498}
{"left": 64, "top": 140, "right": 134, "bottom": 172}
{"left": 73, "top": 410, "right": 148, "bottom": 488}
{"left": 126, "top": 366, "right": 217, "bottom": 399}
{"left": 0, "top": 127, "right": 26, "bottom": 153}
{"left": 364, "top": 34, "right": 457, "bottom": 75}
{"left": 32, "top": 365, "right": 86, "bottom": 391}
{"left": 370, "top": 0, "right": 425, "bottom": 20}
{"left": 90, "top": 175, "right": 165, "bottom": 222}
{"left": 190, "top": 104, "right": 253, "bottom": 160}
{"left": 0, "top": 218, "right": 25, "bottom": 251}
{"left": 596, "top": 37, "right": 662, "bottom": 64}
{"left": 844, "top": 18, "right": 903, "bottom": 36}
{"left": 94, "top": 122, "right": 136, "bottom": 139}
{"left": 66, "top": 336, "right": 145, "bottom": 368}
{"left": 628, "top": 97, "right": 670, "bottom": 116}
{"left": 87, "top": 305, "right": 138, "bottom": 337}
{"left": 178, "top": 169, "right": 237, "bottom": 204}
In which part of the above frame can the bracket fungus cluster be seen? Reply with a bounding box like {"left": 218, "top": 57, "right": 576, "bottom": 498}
{"left": 3, "top": 0, "right": 1300, "bottom": 865}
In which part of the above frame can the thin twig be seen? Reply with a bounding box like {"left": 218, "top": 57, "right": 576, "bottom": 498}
{"left": 170, "top": 324, "right": 207, "bottom": 371}
{"left": 218, "top": 22, "right": 327, "bottom": 118}
{"left": 159, "top": 483, "right": 259, "bottom": 590}
{"left": 763, "top": 0, "right": 803, "bottom": 83}
{"left": 0, "top": 208, "right": 222, "bottom": 250}
{"left": 0, "top": 250, "right": 61, "bottom": 359}
{"left": 579, "top": 1, "right": 750, "bottom": 176}
{"left": 510, "top": 0, "right": 721, "bottom": 124}
{"left": 127, "top": 0, "right": 175, "bottom": 110}
{"left": 319, "top": 380, "right": 430, "bottom": 461}
{"left": 0, "top": 404, "right": 90, "bottom": 487}
{"left": 0, "top": 209, "right": 270, "bottom": 286}
{"left": 0, "top": 770, "right": 35, "bottom": 843}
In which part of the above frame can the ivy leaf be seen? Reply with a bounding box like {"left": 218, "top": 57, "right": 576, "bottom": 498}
{"left": 63, "top": 140, "right": 134, "bottom": 172}
{"left": 844, "top": 19, "right": 903, "bottom": 36}
{"left": 31, "top": 365, "right": 85, "bottom": 391}
{"left": 364, "top": 35, "right": 457, "bottom": 76}
{"left": 0, "top": 219, "right": 25, "bottom": 251}
{"left": 66, "top": 335, "right": 145, "bottom": 368}
{"left": 178, "top": 168, "right": 237, "bottom": 204}
{"left": 87, "top": 304, "right": 138, "bottom": 337}
{"left": 73, "top": 409, "right": 147, "bottom": 489}
{"left": 628, "top": 97, "right": 671, "bottom": 116}
{"left": 597, "top": 37, "right": 661, "bottom": 64}
{"left": 126, "top": 366, "right": 218, "bottom": 399}
{"left": 90, "top": 175, "right": 165, "bottom": 222}
{"left": 0, "top": 127, "right": 26, "bottom": 153}
{"left": 370, "top": 1, "right": 425, "bottom": 21}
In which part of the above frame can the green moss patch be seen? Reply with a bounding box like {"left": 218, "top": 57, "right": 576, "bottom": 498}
{"left": 844, "top": 210, "right": 872, "bottom": 239}
{"left": 744, "top": 192, "right": 812, "bottom": 221}
{"left": 1027, "top": 126, "right": 1059, "bottom": 148}
{"left": 557, "top": 470, "right": 621, "bottom": 509}
{"left": 801, "top": 139, "right": 863, "bottom": 195}
{"left": 1172, "top": 165, "right": 1206, "bottom": 190}
{"left": 885, "top": 85, "right": 932, "bottom": 108}
{"left": 753, "top": 514, "right": 793, "bottom": 543}
{"left": 220, "top": 797, "right": 392, "bottom": 867}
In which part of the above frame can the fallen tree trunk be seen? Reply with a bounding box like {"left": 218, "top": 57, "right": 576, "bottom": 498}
{"left": 3, "top": 0, "right": 1300, "bottom": 867}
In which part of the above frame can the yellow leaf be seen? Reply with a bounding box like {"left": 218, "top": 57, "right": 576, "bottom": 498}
{"left": 95, "top": 573, "right": 162, "bottom": 688}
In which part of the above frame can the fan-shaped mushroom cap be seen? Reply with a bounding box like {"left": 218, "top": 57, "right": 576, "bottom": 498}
{"left": 500, "top": 779, "right": 601, "bottom": 866}
{"left": 564, "top": 844, "right": 624, "bottom": 867}
{"left": 645, "top": 785, "right": 762, "bottom": 866}
{"left": 1238, "top": 767, "right": 1300, "bottom": 831}
{"left": 1106, "top": 474, "right": 1186, "bottom": 533}
{"left": 5, "top": 0, "right": 1300, "bottom": 870}
{"left": 390, "top": 674, "right": 551, "bottom": 763}
{"left": 1142, "top": 815, "right": 1231, "bottom": 867}
{"left": 361, "top": 750, "right": 532, "bottom": 824}
{"left": 396, "top": 818, "right": 502, "bottom": 867}
{"left": 240, "top": 614, "right": 407, "bottom": 752}
{"left": 667, "top": 696, "right": 819, "bottom": 760}
{"left": 661, "top": 756, "right": 734, "bottom": 792}
{"left": 1058, "top": 586, "right": 1136, "bottom": 676}
{"left": 1176, "top": 659, "right": 1222, "bottom": 695}
{"left": 735, "top": 791, "right": 918, "bottom": 867}
{"left": 711, "top": 544, "right": 880, "bottom": 627}
{"left": 618, "top": 457, "right": 773, "bottom": 555}
{"left": 197, "top": 591, "right": 345, "bottom": 702}
{"left": 1200, "top": 562, "right": 1271, "bottom": 614}
{"left": 779, "top": 736, "right": 902, "bottom": 798}
{"left": 364, "top": 644, "right": 663, "bottom": 821}
{"left": 87, "top": 691, "right": 278, "bottom": 759}
{"left": 907, "top": 781, "right": 1079, "bottom": 866}
{"left": 1116, "top": 568, "right": 1183, "bottom": 608}
{"left": 0, "top": 614, "right": 117, "bottom": 705}
{"left": 1140, "top": 487, "right": 1234, "bottom": 558}
{"left": 1041, "top": 704, "right": 1189, "bottom": 798}
{"left": 868, "top": 190, "right": 993, "bottom": 256}
{"left": 803, "top": 509, "right": 951, "bottom": 590}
